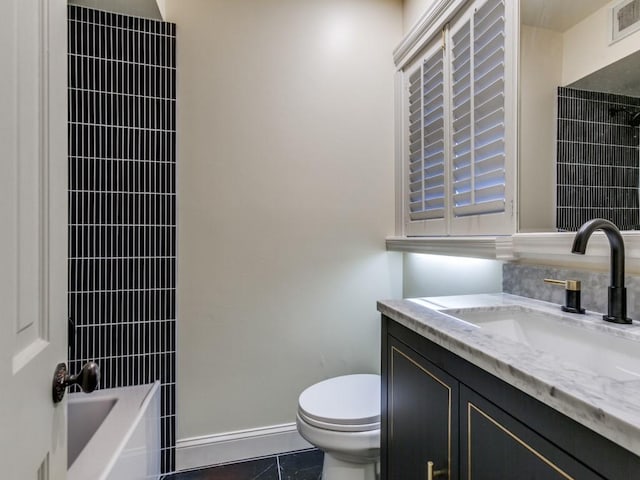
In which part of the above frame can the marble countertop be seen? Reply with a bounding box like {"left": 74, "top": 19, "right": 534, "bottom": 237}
{"left": 377, "top": 293, "right": 640, "bottom": 457}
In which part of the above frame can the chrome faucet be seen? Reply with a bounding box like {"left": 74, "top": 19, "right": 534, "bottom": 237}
{"left": 571, "top": 218, "right": 632, "bottom": 324}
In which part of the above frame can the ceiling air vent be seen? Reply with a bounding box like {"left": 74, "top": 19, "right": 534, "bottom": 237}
{"left": 611, "top": 0, "right": 640, "bottom": 43}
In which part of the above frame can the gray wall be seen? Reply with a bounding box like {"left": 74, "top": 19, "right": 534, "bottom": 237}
{"left": 68, "top": 0, "right": 163, "bottom": 19}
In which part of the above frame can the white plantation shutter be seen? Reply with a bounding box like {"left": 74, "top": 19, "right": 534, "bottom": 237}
{"left": 407, "top": 45, "right": 446, "bottom": 222}
{"left": 451, "top": 0, "right": 506, "bottom": 218}
{"left": 450, "top": 21, "right": 472, "bottom": 215}
{"left": 401, "top": 0, "right": 514, "bottom": 236}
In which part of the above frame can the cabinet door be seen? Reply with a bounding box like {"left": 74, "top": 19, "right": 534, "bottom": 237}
{"left": 386, "top": 338, "right": 459, "bottom": 480}
{"left": 460, "top": 386, "right": 604, "bottom": 480}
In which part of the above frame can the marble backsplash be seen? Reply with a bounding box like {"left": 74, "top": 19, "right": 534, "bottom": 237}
{"left": 503, "top": 263, "right": 640, "bottom": 320}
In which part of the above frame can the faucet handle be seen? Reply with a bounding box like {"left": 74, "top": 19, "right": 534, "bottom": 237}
{"left": 544, "top": 278, "right": 581, "bottom": 291}
{"left": 543, "top": 278, "right": 585, "bottom": 314}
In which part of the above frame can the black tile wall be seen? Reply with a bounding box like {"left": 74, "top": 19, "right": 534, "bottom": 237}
{"left": 556, "top": 87, "right": 640, "bottom": 231}
{"left": 67, "top": 5, "right": 177, "bottom": 474}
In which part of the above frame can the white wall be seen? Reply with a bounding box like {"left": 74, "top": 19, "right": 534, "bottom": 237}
{"left": 166, "top": 0, "right": 402, "bottom": 445}
{"left": 403, "top": 254, "right": 503, "bottom": 298}
{"left": 403, "top": 0, "right": 437, "bottom": 33}
{"left": 518, "top": 25, "right": 563, "bottom": 232}
{"left": 562, "top": 0, "right": 640, "bottom": 86}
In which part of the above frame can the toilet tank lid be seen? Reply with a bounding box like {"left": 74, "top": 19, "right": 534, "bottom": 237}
{"left": 298, "top": 374, "right": 380, "bottom": 427}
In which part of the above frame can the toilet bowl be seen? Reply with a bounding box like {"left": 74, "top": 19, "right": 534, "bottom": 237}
{"left": 296, "top": 374, "right": 380, "bottom": 480}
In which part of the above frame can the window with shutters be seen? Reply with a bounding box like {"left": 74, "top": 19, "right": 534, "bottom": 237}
{"left": 400, "top": 0, "right": 515, "bottom": 236}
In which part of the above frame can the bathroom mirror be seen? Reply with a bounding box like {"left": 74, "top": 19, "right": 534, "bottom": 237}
{"left": 520, "top": 0, "right": 640, "bottom": 233}
{"left": 570, "top": 50, "right": 640, "bottom": 97}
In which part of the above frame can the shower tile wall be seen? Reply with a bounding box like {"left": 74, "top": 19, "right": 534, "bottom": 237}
{"left": 557, "top": 87, "right": 640, "bottom": 231}
{"left": 67, "top": 5, "right": 177, "bottom": 473}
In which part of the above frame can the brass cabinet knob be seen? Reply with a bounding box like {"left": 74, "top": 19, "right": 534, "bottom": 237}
{"left": 427, "top": 460, "right": 447, "bottom": 479}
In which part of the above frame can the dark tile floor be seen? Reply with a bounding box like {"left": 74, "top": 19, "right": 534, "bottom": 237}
{"left": 164, "top": 449, "right": 323, "bottom": 480}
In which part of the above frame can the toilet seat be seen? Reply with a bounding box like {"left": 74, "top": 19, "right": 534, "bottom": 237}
{"left": 297, "top": 374, "right": 380, "bottom": 433}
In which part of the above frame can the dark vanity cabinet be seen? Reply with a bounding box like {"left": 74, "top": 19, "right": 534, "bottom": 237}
{"left": 386, "top": 338, "right": 459, "bottom": 479}
{"left": 381, "top": 316, "right": 640, "bottom": 480}
{"left": 460, "top": 386, "right": 601, "bottom": 480}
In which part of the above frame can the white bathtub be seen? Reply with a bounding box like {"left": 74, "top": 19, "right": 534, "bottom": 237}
{"left": 68, "top": 382, "right": 161, "bottom": 480}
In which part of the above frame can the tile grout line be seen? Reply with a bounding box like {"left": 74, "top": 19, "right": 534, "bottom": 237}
{"left": 276, "top": 454, "right": 282, "bottom": 480}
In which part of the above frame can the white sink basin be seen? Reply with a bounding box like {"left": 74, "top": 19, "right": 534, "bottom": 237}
{"left": 441, "top": 305, "right": 640, "bottom": 382}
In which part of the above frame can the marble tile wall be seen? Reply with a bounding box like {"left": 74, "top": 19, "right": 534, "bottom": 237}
{"left": 503, "top": 263, "right": 640, "bottom": 319}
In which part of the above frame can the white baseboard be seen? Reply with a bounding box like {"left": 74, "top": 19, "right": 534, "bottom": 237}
{"left": 175, "top": 422, "right": 313, "bottom": 472}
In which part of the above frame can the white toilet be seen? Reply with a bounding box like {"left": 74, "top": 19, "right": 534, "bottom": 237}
{"left": 296, "top": 374, "right": 380, "bottom": 480}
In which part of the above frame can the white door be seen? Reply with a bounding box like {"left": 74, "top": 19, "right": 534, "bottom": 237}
{"left": 0, "top": 0, "right": 68, "bottom": 478}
